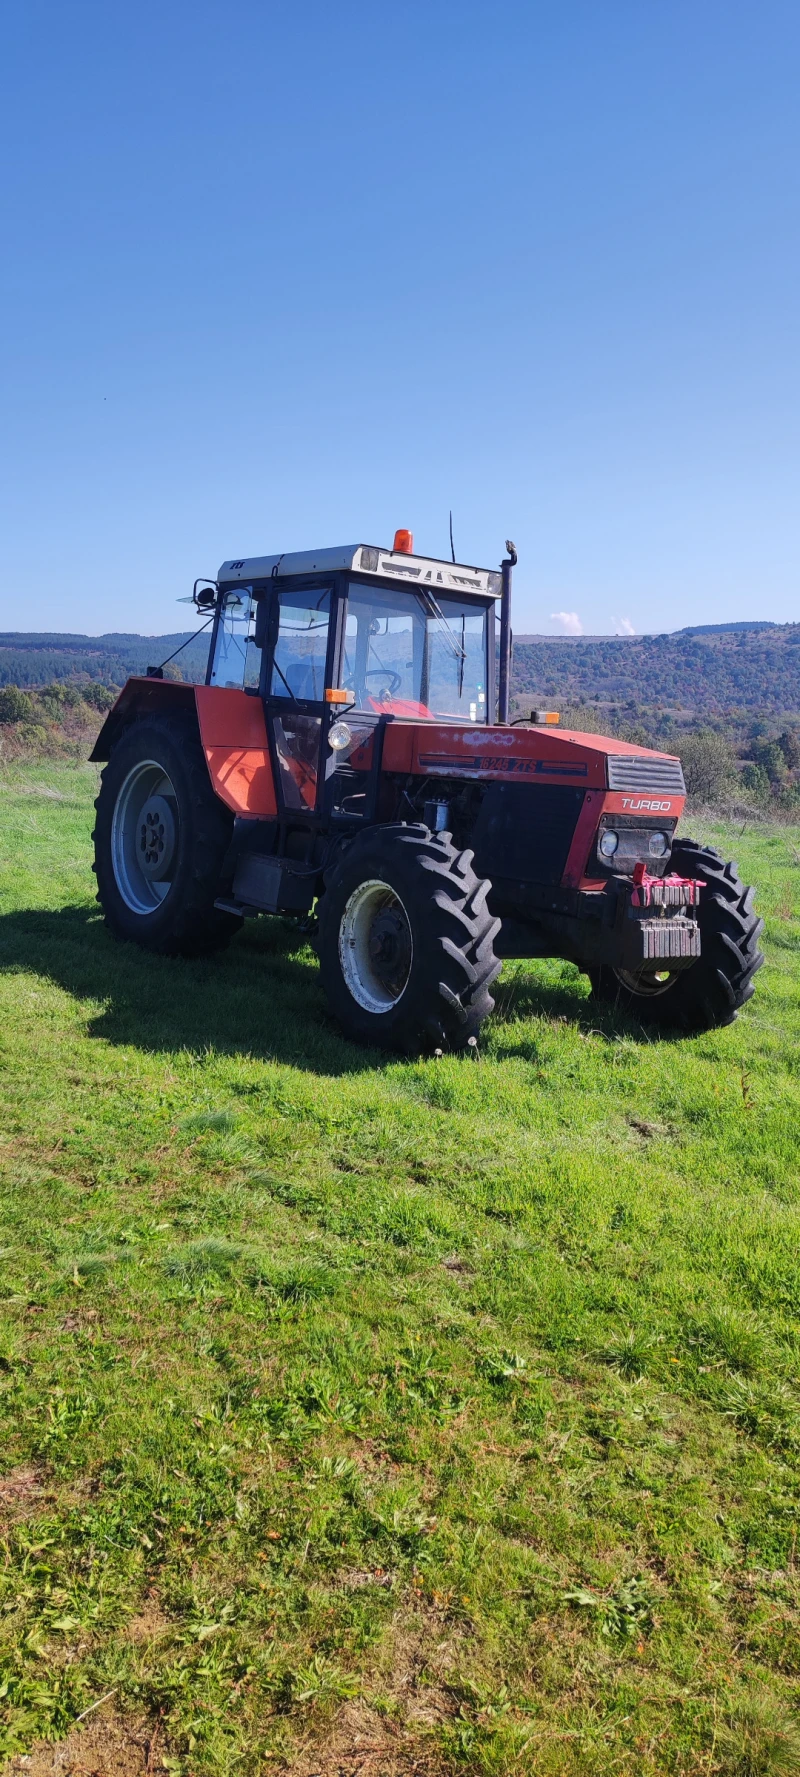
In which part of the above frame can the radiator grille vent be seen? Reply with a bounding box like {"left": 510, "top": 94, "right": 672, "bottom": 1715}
{"left": 607, "top": 754, "right": 685, "bottom": 794}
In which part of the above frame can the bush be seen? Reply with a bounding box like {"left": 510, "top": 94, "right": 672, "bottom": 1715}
{"left": 778, "top": 728, "right": 800, "bottom": 770}
{"left": 17, "top": 722, "right": 50, "bottom": 752}
{"left": 39, "top": 682, "right": 84, "bottom": 713}
{"left": 752, "top": 739, "right": 788, "bottom": 786}
{"left": 741, "top": 762, "right": 771, "bottom": 804}
{"left": 82, "top": 683, "right": 118, "bottom": 713}
{"left": 678, "top": 729, "right": 737, "bottom": 803}
{"left": 0, "top": 684, "right": 33, "bottom": 725}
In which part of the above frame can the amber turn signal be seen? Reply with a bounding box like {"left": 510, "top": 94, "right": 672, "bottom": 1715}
{"left": 325, "top": 688, "right": 351, "bottom": 704}
{"left": 532, "top": 709, "right": 560, "bottom": 724}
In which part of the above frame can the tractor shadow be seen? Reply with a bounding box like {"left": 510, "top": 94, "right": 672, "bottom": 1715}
{"left": 491, "top": 961, "right": 684, "bottom": 1050}
{"left": 0, "top": 905, "right": 382, "bottom": 1077}
{"left": 0, "top": 905, "right": 663, "bottom": 1071}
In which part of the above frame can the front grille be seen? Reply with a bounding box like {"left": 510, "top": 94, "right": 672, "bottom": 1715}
{"left": 607, "top": 754, "right": 685, "bottom": 794}
{"left": 471, "top": 783, "right": 585, "bottom": 886}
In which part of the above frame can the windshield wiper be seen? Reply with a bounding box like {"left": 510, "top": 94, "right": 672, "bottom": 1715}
{"left": 415, "top": 590, "right": 467, "bottom": 695}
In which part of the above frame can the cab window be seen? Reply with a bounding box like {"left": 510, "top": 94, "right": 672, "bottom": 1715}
{"left": 270, "top": 589, "right": 331, "bottom": 701}
{"left": 209, "top": 588, "right": 260, "bottom": 688}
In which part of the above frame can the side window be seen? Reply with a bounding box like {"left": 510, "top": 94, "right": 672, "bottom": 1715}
{"left": 270, "top": 589, "right": 331, "bottom": 701}
{"left": 209, "top": 588, "right": 260, "bottom": 689}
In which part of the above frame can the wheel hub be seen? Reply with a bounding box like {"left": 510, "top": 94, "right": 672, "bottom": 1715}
{"left": 614, "top": 967, "right": 678, "bottom": 997}
{"left": 110, "top": 760, "right": 180, "bottom": 915}
{"left": 368, "top": 905, "right": 413, "bottom": 999}
{"left": 339, "top": 878, "right": 414, "bottom": 1014}
{"left": 137, "top": 793, "right": 176, "bottom": 880}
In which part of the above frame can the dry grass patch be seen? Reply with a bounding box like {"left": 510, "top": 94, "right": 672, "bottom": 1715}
{"left": 1, "top": 1710, "right": 159, "bottom": 1777}
{"left": 281, "top": 1700, "right": 448, "bottom": 1776}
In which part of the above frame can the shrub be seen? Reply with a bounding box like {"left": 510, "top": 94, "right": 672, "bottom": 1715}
{"left": 17, "top": 723, "right": 50, "bottom": 751}
{"left": 82, "top": 683, "right": 118, "bottom": 712}
{"left": 39, "top": 682, "right": 84, "bottom": 713}
{"left": 778, "top": 728, "right": 800, "bottom": 770}
{"left": 0, "top": 685, "right": 33, "bottom": 725}
{"left": 752, "top": 739, "right": 789, "bottom": 786}
{"left": 741, "top": 762, "right": 771, "bottom": 804}
{"left": 678, "top": 729, "right": 737, "bottom": 803}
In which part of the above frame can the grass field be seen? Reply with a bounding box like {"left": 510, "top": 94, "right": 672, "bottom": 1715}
{"left": 1, "top": 759, "right": 800, "bottom": 1777}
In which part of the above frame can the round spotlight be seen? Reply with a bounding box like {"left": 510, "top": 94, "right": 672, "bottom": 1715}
{"left": 328, "top": 721, "right": 353, "bottom": 753}
{"left": 599, "top": 829, "right": 620, "bottom": 859}
{"left": 649, "top": 830, "right": 670, "bottom": 858}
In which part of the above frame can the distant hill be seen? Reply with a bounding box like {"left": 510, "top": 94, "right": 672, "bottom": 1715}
{"left": 0, "top": 630, "right": 210, "bottom": 688}
{"left": 2, "top": 621, "right": 799, "bottom": 721}
{"left": 677, "top": 620, "right": 780, "bottom": 637}
{"left": 512, "top": 623, "right": 800, "bottom": 718}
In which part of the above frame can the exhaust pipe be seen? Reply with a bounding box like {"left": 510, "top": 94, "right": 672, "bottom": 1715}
{"left": 498, "top": 540, "right": 517, "bottom": 724}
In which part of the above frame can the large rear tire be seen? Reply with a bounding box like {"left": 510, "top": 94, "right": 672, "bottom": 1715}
{"left": 589, "top": 837, "right": 764, "bottom": 1031}
{"left": 317, "top": 825, "right": 501, "bottom": 1052}
{"left": 92, "top": 715, "right": 241, "bottom": 956}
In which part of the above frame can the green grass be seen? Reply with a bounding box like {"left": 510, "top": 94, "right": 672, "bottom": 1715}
{"left": 1, "top": 758, "right": 800, "bottom": 1775}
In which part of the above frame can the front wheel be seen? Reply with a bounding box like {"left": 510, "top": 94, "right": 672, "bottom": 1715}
{"left": 93, "top": 715, "right": 241, "bottom": 956}
{"left": 589, "top": 837, "right": 764, "bottom": 1031}
{"left": 316, "top": 825, "right": 501, "bottom": 1052}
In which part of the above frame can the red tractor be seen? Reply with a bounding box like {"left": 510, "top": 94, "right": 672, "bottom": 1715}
{"left": 91, "top": 534, "right": 764, "bottom": 1051}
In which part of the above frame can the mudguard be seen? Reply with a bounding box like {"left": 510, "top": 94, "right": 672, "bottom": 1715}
{"left": 89, "top": 677, "right": 277, "bottom": 817}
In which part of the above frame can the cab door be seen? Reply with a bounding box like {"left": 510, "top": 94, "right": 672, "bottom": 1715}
{"left": 263, "top": 585, "right": 332, "bottom": 816}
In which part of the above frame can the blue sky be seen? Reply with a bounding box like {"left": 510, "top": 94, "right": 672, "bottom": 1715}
{"left": 1, "top": 0, "right": 799, "bottom": 637}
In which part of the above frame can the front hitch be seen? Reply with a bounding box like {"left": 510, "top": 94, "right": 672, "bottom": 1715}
{"left": 608, "top": 865, "right": 702, "bottom": 972}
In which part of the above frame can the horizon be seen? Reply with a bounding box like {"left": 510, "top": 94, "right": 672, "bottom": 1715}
{"left": 1, "top": 615, "right": 794, "bottom": 646}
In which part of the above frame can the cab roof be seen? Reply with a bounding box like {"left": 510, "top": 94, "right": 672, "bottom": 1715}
{"left": 217, "top": 544, "right": 501, "bottom": 601}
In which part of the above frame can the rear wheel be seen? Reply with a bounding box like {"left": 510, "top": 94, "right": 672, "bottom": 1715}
{"left": 589, "top": 837, "right": 764, "bottom": 1031}
{"left": 93, "top": 715, "right": 241, "bottom": 956}
{"left": 317, "top": 825, "right": 501, "bottom": 1051}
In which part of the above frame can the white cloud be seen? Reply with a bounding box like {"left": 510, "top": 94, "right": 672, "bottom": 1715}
{"left": 550, "top": 611, "right": 583, "bottom": 636}
{"left": 614, "top": 616, "right": 636, "bottom": 636}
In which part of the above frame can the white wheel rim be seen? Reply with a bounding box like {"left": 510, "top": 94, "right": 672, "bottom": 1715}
{"left": 111, "top": 760, "right": 179, "bottom": 915}
{"left": 339, "top": 878, "right": 413, "bottom": 1014}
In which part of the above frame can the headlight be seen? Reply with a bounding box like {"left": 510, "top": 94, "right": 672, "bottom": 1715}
{"left": 328, "top": 720, "right": 353, "bottom": 754}
{"left": 599, "top": 829, "right": 619, "bottom": 859}
{"left": 649, "top": 830, "right": 670, "bottom": 858}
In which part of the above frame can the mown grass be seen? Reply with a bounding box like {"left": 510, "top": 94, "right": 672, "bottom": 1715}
{"left": 1, "top": 759, "right": 800, "bottom": 1775}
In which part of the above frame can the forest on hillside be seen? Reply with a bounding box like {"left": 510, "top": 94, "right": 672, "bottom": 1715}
{"left": 0, "top": 630, "right": 210, "bottom": 688}
{"left": 511, "top": 623, "right": 800, "bottom": 720}
{"left": 1, "top": 621, "right": 798, "bottom": 726}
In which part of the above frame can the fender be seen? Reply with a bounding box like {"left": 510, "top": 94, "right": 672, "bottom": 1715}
{"left": 90, "top": 677, "right": 277, "bottom": 817}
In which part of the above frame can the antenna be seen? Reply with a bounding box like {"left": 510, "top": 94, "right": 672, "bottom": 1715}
{"left": 449, "top": 510, "right": 456, "bottom": 563}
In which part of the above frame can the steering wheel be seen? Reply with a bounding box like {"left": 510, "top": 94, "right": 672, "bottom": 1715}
{"left": 364, "top": 668, "right": 402, "bottom": 696}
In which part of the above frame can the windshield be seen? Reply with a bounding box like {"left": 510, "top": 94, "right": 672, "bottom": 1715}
{"left": 343, "top": 581, "right": 488, "bottom": 721}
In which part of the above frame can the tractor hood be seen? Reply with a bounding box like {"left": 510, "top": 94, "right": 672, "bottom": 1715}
{"left": 379, "top": 720, "right": 685, "bottom": 802}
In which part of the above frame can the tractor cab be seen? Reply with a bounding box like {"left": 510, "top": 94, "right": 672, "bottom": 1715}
{"left": 205, "top": 534, "right": 500, "bottom": 826}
